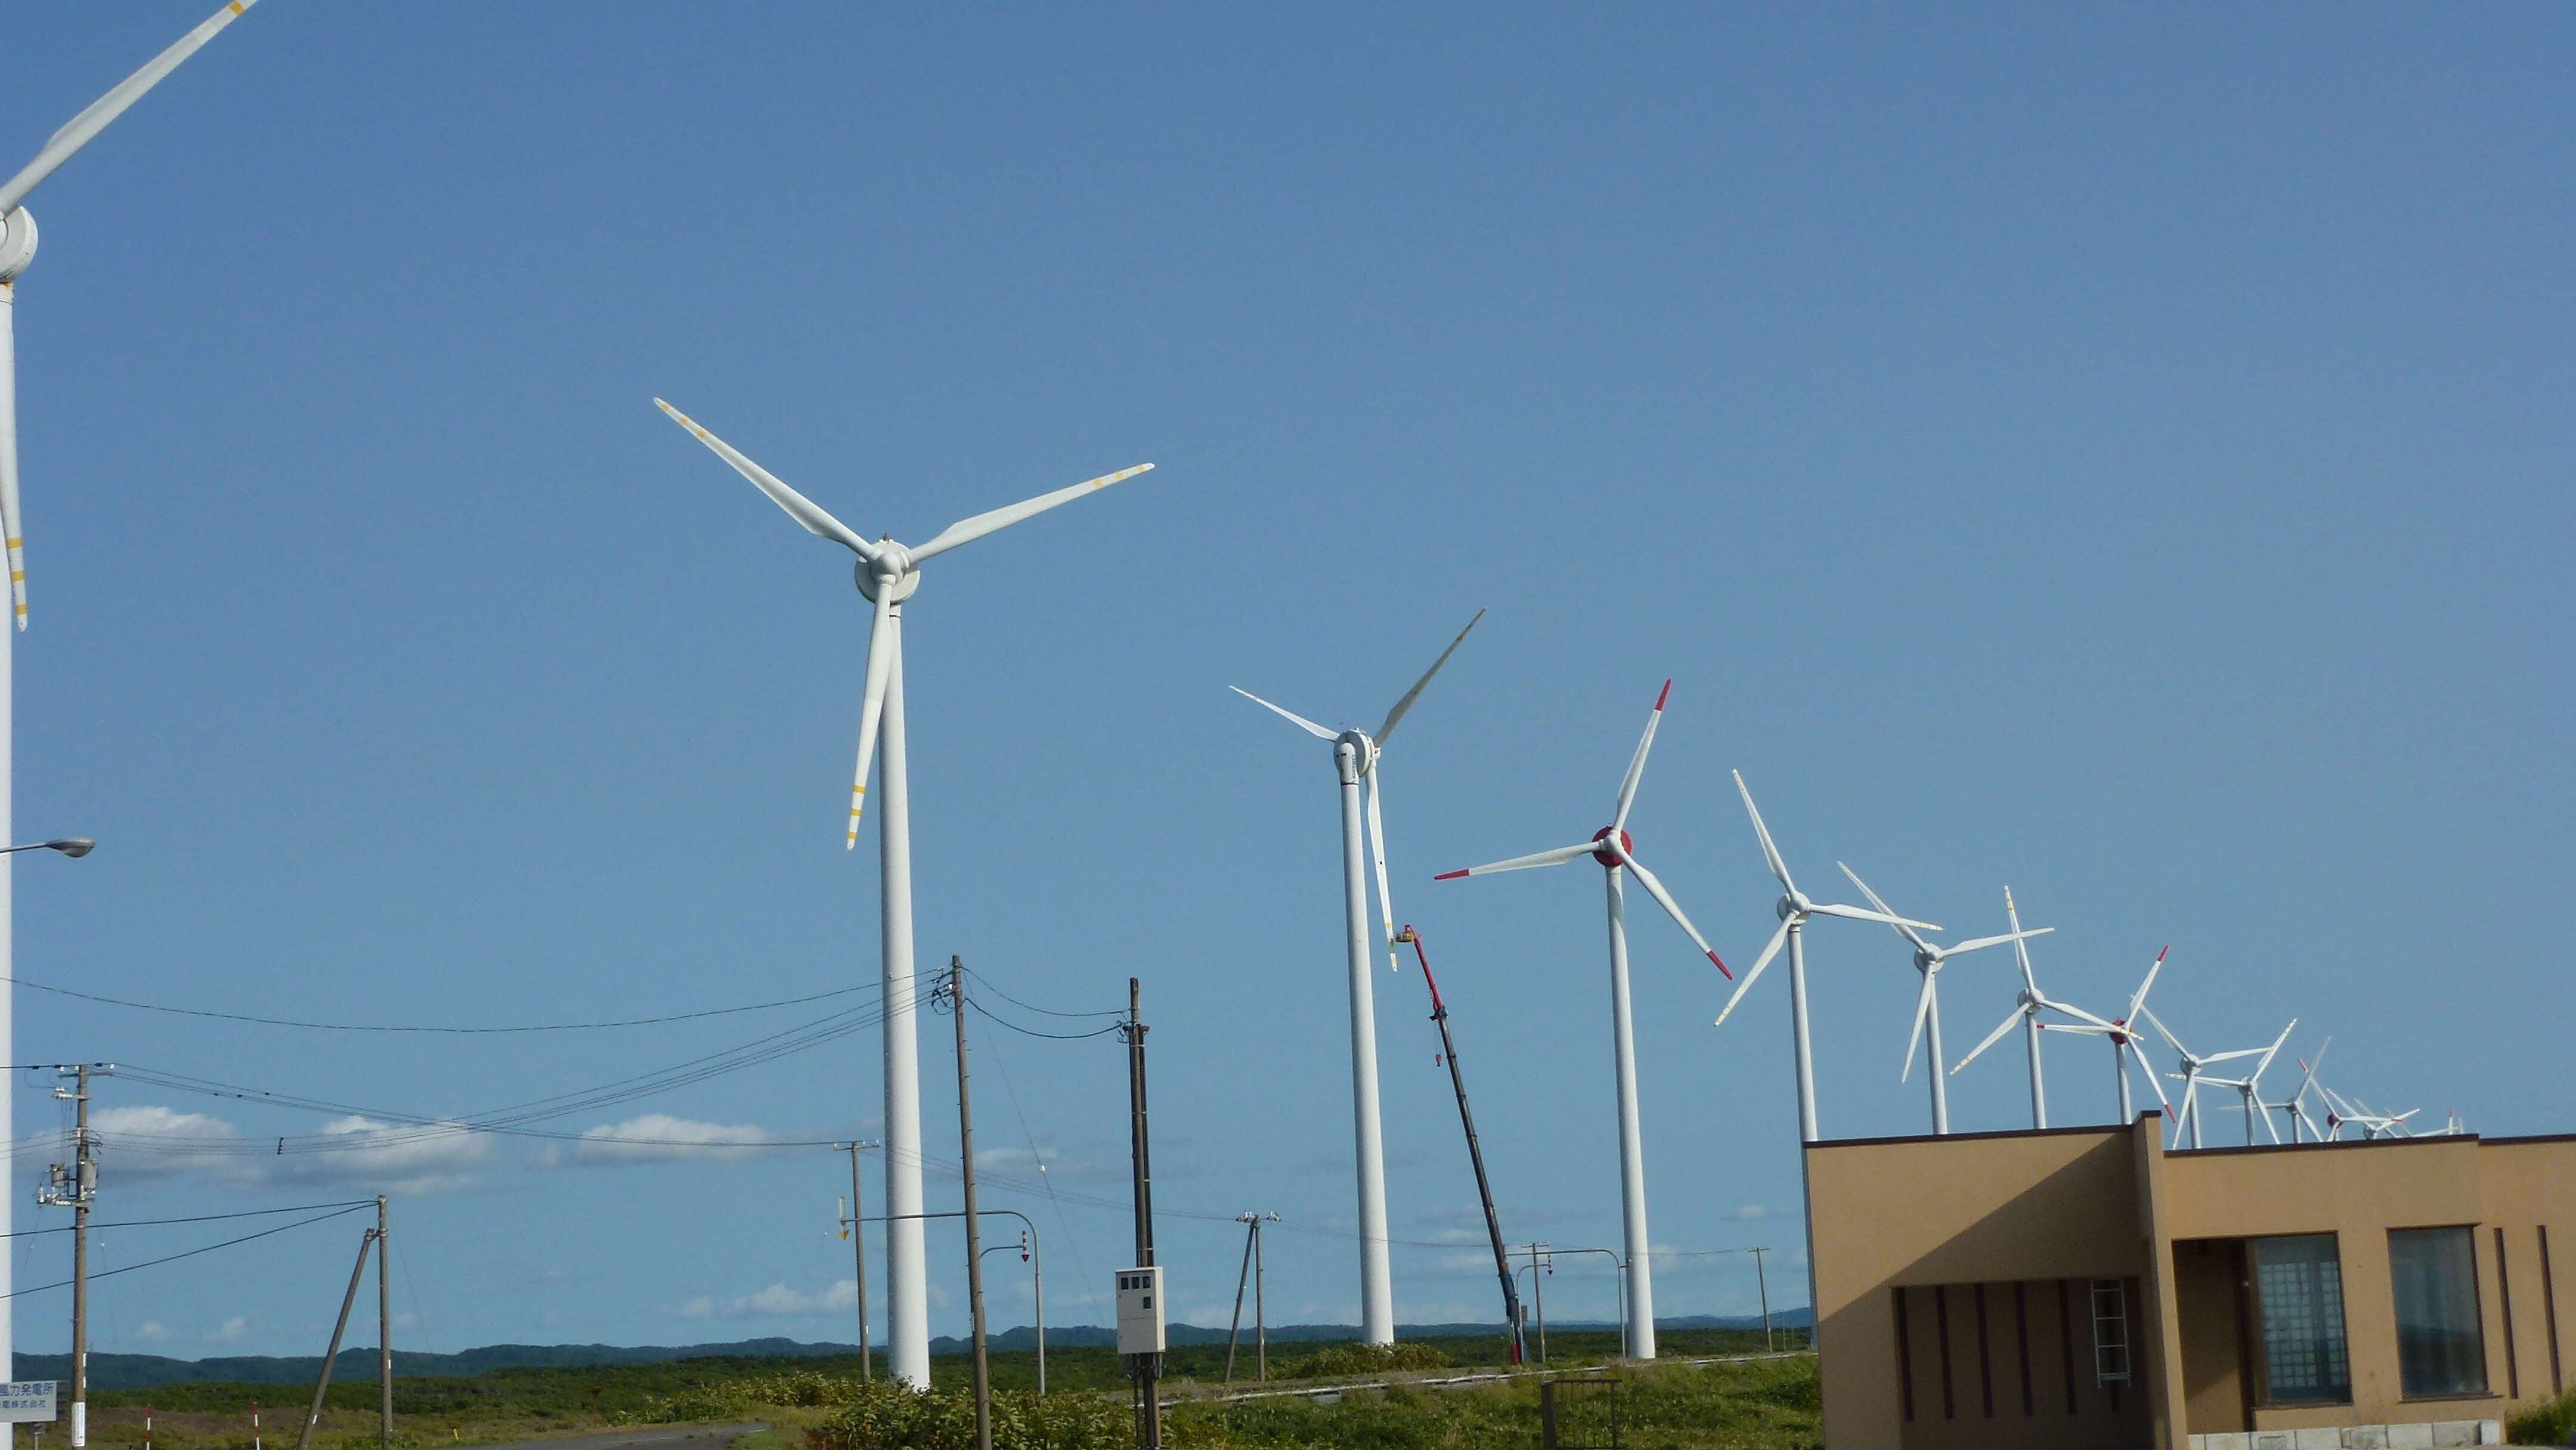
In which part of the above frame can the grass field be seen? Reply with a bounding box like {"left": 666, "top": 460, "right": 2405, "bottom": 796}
{"left": 74, "top": 1329, "right": 1819, "bottom": 1450}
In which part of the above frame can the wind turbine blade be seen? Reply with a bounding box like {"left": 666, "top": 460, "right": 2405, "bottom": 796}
{"left": 1837, "top": 863, "right": 1937, "bottom": 953}
{"left": 656, "top": 400, "right": 878, "bottom": 560}
{"left": 1435, "top": 841, "right": 1597, "bottom": 879}
{"left": 0, "top": 291, "right": 21, "bottom": 631}
{"left": 1376, "top": 608, "right": 1484, "bottom": 746}
{"left": 907, "top": 463, "right": 1153, "bottom": 563}
{"left": 1712, "top": 918, "right": 1791, "bottom": 1028}
{"left": 1732, "top": 771, "right": 1795, "bottom": 895}
{"left": 1945, "top": 927, "right": 2054, "bottom": 957}
{"left": 1610, "top": 680, "right": 1670, "bottom": 832}
{"left": 2037, "top": 1021, "right": 2116, "bottom": 1037}
{"left": 1227, "top": 686, "right": 1336, "bottom": 741}
{"left": 2296, "top": 1037, "right": 2333, "bottom": 1099}
{"left": 2251, "top": 1020, "right": 2298, "bottom": 1080}
{"left": 2126, "top": 947, "right": 2169, "bottom": 1024}
{"left": 2259, "top": 1102, "right": 2283, "bottom": 1146}
{"left": 0, "top": 0, "right": 261, "bottom": 219}
{"left": 2199, "top": 1046, "right": 2271, "bottom": 1066}
{"left": 1804, "top": 901, "right": 1943, "bottom": 932}
{"left": 843, "top": 590, "right": 897, "bottom": 848}
{"left": 1608, "top": 845, "right": 1730, "bottom": 977}
{"left": 1366, "top": 769, "right": 1398, "bottom": 971}
{"left": 1900, "top": 969, "right": 1936, "bottom": 1083}
{"left": 2127, "top": 1049, "right": 2172, "bottom": 1114}
{"left": 2032, "top": 995, "right": 2117, "bottom": 1031}
{"left": 1952, "top": 1005, "right": 2027, "bottom": 1076}
{"left": 2141, "top": 1005, "right": 2188, "bottom": 1056}
{"left": 2004, "top": 887, "right": 2038, "bottom": 996}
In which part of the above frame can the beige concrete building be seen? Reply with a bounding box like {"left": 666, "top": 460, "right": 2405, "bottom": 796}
{"left": 1807, "top": 1113, "right": 2572, "bottom": 1449}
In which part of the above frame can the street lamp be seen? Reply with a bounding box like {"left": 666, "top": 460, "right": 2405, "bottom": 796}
{"left": 1, "top": 838, "right": 89, "bottom": 857}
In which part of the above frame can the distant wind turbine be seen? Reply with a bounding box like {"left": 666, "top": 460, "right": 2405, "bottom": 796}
{"left": 1837, "top": 866, "right": 2050, "bottom": 1135}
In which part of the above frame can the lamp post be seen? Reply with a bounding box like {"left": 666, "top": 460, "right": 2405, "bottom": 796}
{"left": 0, "top": 838, "right": 89, "bottom": 856}
{"left": 860, "top": 1207, "right": 1044, "bottom": 1394}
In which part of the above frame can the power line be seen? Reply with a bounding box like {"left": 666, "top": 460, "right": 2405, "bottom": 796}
{"left": 3, "top": 973, "right": 883, "bottom": 1033}
{"left": 965, "top": 999, "right": 1125, "bottom": 1040}
{"left": 959, "top": 968, "right": 1126, "bottom": 1021}
{"left": 0, "top": 1198, "right": 378, "bottom": 1238}
{"left": 5, "top": 1203, "right": 372, "bottom": 1300}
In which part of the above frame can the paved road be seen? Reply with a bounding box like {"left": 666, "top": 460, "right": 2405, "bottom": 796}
{"left": 466, "top": 1423, "right": 767, "bottom": 1450}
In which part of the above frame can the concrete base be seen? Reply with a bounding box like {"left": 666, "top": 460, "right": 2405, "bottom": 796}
{"left": 2188, "top": 1421, "right": 2503, "bottom": 1450}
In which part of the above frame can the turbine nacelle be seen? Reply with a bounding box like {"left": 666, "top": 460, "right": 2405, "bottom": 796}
{"left": 1590, "top": 826, "right": 1634, "bottom": 869}
{"left": 0, "top": 209, "right": 36, "bottom": 283}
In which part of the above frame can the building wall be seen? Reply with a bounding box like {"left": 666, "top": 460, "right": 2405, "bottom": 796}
{"left": 1809, "top": 1121, "right": 2576, "bottom": 1450}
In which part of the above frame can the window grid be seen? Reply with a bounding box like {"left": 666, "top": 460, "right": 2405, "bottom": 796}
{"left": 2253, "top": 1234, "right": 2352, "bottom": 1405}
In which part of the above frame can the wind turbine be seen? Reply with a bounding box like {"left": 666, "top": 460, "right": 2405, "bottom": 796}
{"left": 1837, "top": 866, "right": 2051, "bottom": 1136}
{"left": 0, "top": 0, "right": 263, "bottom": 1380}
{"left": 2270, "top": 1038, "right": 2333, "bottom": 1142}
{"left": 658, "top": 399, "right": 1151, "bottom": 1388}
{"left": 2140, "top": 1008, "right": 2273, "bottom": 1150}
{"left": 1435, "top": 680, "right": 1730, "bottom": 1361}
{"left": 2031, "top": 947, "right": 2171, "bottom": 1126}
{"left": 2198, "top": 1020, "right": 2298, "bottom": 1145}
{"left": 1947, "top": 887, "right": 2097, "bottom": 1129}
{"left": 1712, "top": 772, "right": 1936, "bottom": 1144}
{"left": 1227, "top": 608, "right": 1484, "bottom": 1346}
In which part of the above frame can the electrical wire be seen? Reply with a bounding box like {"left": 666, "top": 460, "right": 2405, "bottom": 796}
{"left": 959, "top": 967, "right": 1126, "bottom": 1020}
{"left": 3, "top": 1202, "right": 372, "bottom": 1299}
{"left": 964, "top": 999, "right": 1125, "bottom": 1040}
{"left": 2, "top": 974, "right": 882, "bottom": 1033}
{"left": 0, "top": 1198, "right": 378, "bottom": 1238}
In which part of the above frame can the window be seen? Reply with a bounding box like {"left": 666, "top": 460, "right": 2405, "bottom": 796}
{"left": 2391, "top": 1226, "right": 2488, "bottom": 1398}
{"left": 2252, "top": 1234, "right": 2351, "bottom": 1403}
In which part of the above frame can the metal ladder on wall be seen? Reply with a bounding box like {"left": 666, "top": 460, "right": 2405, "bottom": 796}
{"left": 2090, "top": 1278, "right": 2132, "bottom": 1385}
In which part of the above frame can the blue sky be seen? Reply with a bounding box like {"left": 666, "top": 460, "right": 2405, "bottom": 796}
{"left": 3, "top": 2, "right": 2569, "bottom": 1356}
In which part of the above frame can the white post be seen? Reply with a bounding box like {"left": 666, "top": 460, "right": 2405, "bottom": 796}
{"left": 2025, "top": 1011, "right": 2048, "bottom": 1130}
{"left": 877, "top": 619, "right": 930, "bottom": 1388}
{"left": 1924, "top": 969, "right": 1950, "bottom": 1135}
{"left": 1333, "top": 741, "right": 1394, "bottom": 1346}
{"left": 0, "top": 281, "right": 16, "bottom": 1394}
{"left": 1603, "top": 869, "right": 1655, "bottom": 1360}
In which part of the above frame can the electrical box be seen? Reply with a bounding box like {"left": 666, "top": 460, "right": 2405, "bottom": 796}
{"left": 1115, "top": 1265, "right": 1165, "bottom": 1355}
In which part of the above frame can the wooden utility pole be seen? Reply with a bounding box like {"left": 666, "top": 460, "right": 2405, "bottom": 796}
{"left": 1252, "top": 1212, "right": 1271, "bottom": 1380}
{"left": 1120, "top": 978, "right": 1160, "bottom": 1450}
{"left": 297, "top": 1226, "right": 379, "bottom": 1450}
{"left": 376, "top": 1198, "right": 391, "bottom": 1449}
{"left": 950, "top": 959, "right": 993, "bottom": 1450}
{"left": 1750, "top": 1245, "right": 1773, "bottom": 1352}
{"left": 53, "top": 1064, "right": 99, "bottom": 1450}
{"left": 1224, "top": 1216, "right": 1255, "bottom": 1383}
{"left": 840, "top": 1142, "right": 874, "bottom": 1381}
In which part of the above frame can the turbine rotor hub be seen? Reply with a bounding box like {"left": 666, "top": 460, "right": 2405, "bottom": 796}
{"left": 0, "top": 207, "right": 36, "bottom": 284}
{"left": 1590, "top": 826, "right": 1633, "bottom": 868}
{"left": 853, "top": 553, "right": 922, "bottom": 603}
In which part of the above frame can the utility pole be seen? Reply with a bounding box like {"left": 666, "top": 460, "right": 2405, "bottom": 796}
{"left": 39, "top": 1064, "right": 106, "bottom": 1449}
{"left": 1749, "top": 1246, "right": 1773, "bottom": 1352}
{"left": 837, "top": 1141, "right": 878, "bottom": 1381}
{"left": 1252, "top": 1212, "right": 1273, "bottom": 1380}
{"left": 948, "top": 959, "right": 993, "bottom": 1450}
{"left": 1401, "top": 928, "right": 1524, "bottom": 1364}
{"left": 297, "top": 1225, "right": 380, "bottom": 1450}
{"left": 1516, "top": 1244, "right": 1550, "bottom": 1364}
{"left": 375, "top": 1198, "right": 391, "bottom": 1450}
{"left": 1223, "top": 1212, "right": 1280, "bottom": 1383}
{"left": 1119, "top": 977, "right": 1160, "bottom": 1450}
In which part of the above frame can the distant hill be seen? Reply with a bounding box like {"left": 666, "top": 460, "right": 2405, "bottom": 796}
{"left": 25, "top": 1311, "right": 1810, "bottom": 1392}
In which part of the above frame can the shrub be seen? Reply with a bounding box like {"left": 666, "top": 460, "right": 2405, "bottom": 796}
{"left": 2508, "top": 1389, "right": 2576, "bottom": 1446}
{"left": 804, "top": 1381, "right": 1127, "bottom": 1450}
{"left": 1283, "top": 1342, "right": 1451, "bottom": 1380}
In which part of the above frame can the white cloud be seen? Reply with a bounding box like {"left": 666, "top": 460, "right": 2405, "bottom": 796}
{"left": 671, "top": 1280, "right": 856, "bottom": 1319}
{"left": 92, "top": 1105, "right": 244, "bottom": 1179}
{"left": 564, "top": 1115, "right": 778, "bottom": 1164}
{"left": 92, "top": 1104, "right": 493, "bottom": 1195}
{"left": 207, "top": 1316, "right": 248, "bottom": 1345}
{"left": 1733, "top": 1204, "right": 1770, "bottom": 1221}
{"left": 135, "top": 1321, "right": 171, "bottom": 1344}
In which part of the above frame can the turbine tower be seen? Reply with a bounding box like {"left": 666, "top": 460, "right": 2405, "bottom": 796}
{"left": 2199, "top": 1020, "right": 2297, "bottom": 1145}
{"left": 1228, "top": 608, "right": 1484, "bottom": 1346}
{"left": 0, "top": 0, "right": 262, "bottom": 1379}
{"left": 1435, "top": 681, "right": 1731, "bottom": 1361}
{"left": 1713, "top": 772, "right": 1934, "bottom": 1143}
{"left": 1946, "top": 888, "right": 2083, "bottom": 1129}
{"left": 658, "top": 399, "right": 1151, "bottom": 1387}
{"left": 2033, "top": 947, "right": 2172, "bottom": 1125}
{"left": 1837, "top": 866, "right": 2049, "bottom": 1136}
{"left": 2140, "top": 1007, "right": 2272, "bottom": 1150}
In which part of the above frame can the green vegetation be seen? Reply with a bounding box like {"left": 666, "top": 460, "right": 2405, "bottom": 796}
{"left": 67, "top": 1331, "right": 1816, "bottom": 1450}
{"left": 2508, "top": 1389, "right": 2576, "bottom": 1446}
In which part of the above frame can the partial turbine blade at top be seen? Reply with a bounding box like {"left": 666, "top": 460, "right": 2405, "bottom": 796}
{"left": 2004, "top": 887, "right": 2039, "bottom": 995}
{"left": 2251, "top": 1019, "right": 2299, "bottom": 1080}
{"left": 1228, "top": 686, "right": 1336, "bottom": 742}
{"left": 1376, "top": 608, "right": 1484, "bottom": 746}
{"left": 1607, "top": 844, "right": 1730, "bottom": 978}
{"left": 0, "top": 0, "right": 262, "bottom": 218}
{"left": 1434, "top": 840, "right": 1598, "bottom": 880}
{"left": 656, "top": 400, "right": 878, "bottom": 560}
{"left": 843, "top": 589, "right": 899, "bottom": 847}
{"left": 1611, "top": 680, "right": 1671, "bottom": 832}
{"left": 1944, "top": 927, "right": 2054, "bottom": 958}
{"left": 1366, "top": 769, "right": 1400, "bottom": 971}
{"left": 1951, "top": 1003, "right": 2029, "bottom": 1077}
{"left": 2126, "top": 947, "right": 2170, "bottom": 1025}
{"left": 906, "top": 463, "right": 1153, "bottom": 564}
{"left": 1836, "top": 863, "right": 1938, "bottom": 953}
{"left": 1732, "top": 770, "right": 1795, "bottom": 896}
{"left": 1899, "top": 968, "right": 1937, "bottom": 1083}
{"left": 1713, "top": 917, "right": 1792, "bottom": 1028}
{"left": 1804, "top": 901, "right": 1943, "bottom": 932}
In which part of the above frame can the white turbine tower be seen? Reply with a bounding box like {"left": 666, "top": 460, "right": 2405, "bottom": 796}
{"left": 2140, "top": 1008, "right": 2273, "bottom": 1150}
{"left": 658, "top": 399, "right": 1151, "bottom": 1387}
{"left": 1435, "top": 681, "right": 1731, "bottom": 1361}
{"left": 1836, "top": 866, "right": 2050, "bottom": 1136}
{"left": 1946, "top": 888, "right": 2095, "bottom": 1129}
{"left": 1713, "top": 772, "right": 1935, "bottom": 1143}
{"left": 1228, "top": 608, "right": 1484, "bottom": 1346}
{"left": 2030, "top": 947, "right": 2173, "bottom": 1126}
{"left": 0, "top": 0, "right": 262, "bottom": 1384}
{"left": 2200, "top": 1020, "right": 2298, "bottom": 1145}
